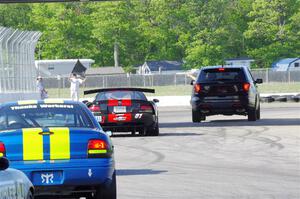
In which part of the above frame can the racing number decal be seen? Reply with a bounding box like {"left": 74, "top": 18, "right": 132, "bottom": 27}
{"left": 49, "top": 127, "right": 70, "bottom": 160}
{"left": 23, "top": 128, "right": 44, "bottom": 161}
{"left": 135, "top": 113, "right": 143, "bottom": 119}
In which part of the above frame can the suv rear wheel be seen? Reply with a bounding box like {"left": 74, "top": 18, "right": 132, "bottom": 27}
{"left": 248, "top": 102, "right": 260, "bottom": 121}
{"left": 256, "top": 104, "right": 261, "bottom": 120}
{"left": 192, "top": 110, "right": 205, "bottom": 122}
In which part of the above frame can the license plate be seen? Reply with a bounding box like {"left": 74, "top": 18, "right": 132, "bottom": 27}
{"left": 113, "top": 106, "right": 126, "bottom": 113}
{"left": 32, "top": 171, "right": 63, "bottom": 185}
{"left": 94, "top": 115, "right": 102, "bottom": 122}
{"left": 218, "top": 88, "right": 227, "bottom": 93}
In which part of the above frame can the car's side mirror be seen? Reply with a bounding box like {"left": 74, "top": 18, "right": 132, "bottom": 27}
{"left": 106, "top": 131, "right": 113, "bottom": 137}
{"left": 255, "top": 79, "right": 263, "bottom": 84}
{"left": 153, "top": 99, "right": 159, "bottom": 103}
{"left": 190, "top": 80, "right": 195, "bottom": 85}
{"left": 0, "top": 157, "right": 9, "bottom": 171}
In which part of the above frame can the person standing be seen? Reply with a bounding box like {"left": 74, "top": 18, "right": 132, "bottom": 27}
{"left": 36, "top": 76, "right": 48, "bottom": 100}
{"left": 69, "top": 73, "right": 85, "bottom": 101}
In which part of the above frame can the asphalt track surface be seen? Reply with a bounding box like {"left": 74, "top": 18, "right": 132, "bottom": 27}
{"left": 113, "top": 103, "right": 300, "bottom": 199}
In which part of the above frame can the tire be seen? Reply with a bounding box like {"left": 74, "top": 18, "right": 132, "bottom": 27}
{"left": 146, "top": 122, "right": 159, "bottom": 136}
{"left": 96, "top": 171, "right": 117, "bottom": 199}
{"left": 192, "top": 110, "right": 205, "bottom": 122}
{"left": 256, "top": 104, "right": 261, "bottom": 120}
{"left": 192, "top": 110, "right": 201, "bottom": 123}
{"left": 248, "top": 107, "right": 257, "bottom": 121}
{"left": 26, "top": 191, "right": 34, "bottom": 199}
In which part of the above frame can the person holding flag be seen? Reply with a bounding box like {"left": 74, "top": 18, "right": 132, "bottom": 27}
{"left": 69, "top": 73, "right": 85, "bottom": 101}
{"left": 69, "top": 60, "right": 87, "bottom": 101}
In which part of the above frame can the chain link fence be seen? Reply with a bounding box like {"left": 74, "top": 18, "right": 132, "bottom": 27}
{"left": 40, "top": 69, "right": 300, "bottom": 90}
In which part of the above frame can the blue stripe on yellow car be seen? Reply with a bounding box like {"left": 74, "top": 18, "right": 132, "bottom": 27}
{"left": 23, "top": 128, "right": 43, "bottom": 161}
{"left": 49, "top": 127, "right": 70, "bottom": 160}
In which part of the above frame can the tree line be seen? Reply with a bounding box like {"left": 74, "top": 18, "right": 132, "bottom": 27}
{"left": 0, "top": 0, "right": 299, "bottom": 70}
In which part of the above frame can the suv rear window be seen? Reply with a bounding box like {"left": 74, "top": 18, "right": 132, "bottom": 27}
{"left": 197, "top": 68, "right": 246, "bottom": 83}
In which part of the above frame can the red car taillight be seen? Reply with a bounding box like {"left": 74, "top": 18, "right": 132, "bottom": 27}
{"left": 87, "top": 139, "right": 111, "bottom": 158}
{"left": 194, "top": 83, "right": 201, "bottom": 93}
{"left": 0, "top": 142, "right": 6, "bottom": 157}
{"left": 243, "top": 83, "right": 250, "bottom": 92}
{"left": 89, "top": 105, "right": 101, "bottom": 112}
{"left": 140, "top": 105, "right": 153, "bottom": 113}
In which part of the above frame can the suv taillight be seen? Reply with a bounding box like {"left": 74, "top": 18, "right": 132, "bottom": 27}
{"left": 194, "top": 83, "right": 201, "bottom": 93}
{"left": 0, "top": 142, "right": 6, "bottom": 157}
{"left": 87, "top": 139, "right": 111, "bottom": 158}
{"left": 89, "top": 105, "right": 101, "bottom": 112}
{"left": 243, "top": 83, "right": 250, "bottom": 92}
{"left": 140, "top": 105, "right": 153, "bottom": 113}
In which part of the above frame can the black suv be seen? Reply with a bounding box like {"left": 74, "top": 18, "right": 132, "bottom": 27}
{"left": 190, "top": 66, "right": 263, "bottom": 122}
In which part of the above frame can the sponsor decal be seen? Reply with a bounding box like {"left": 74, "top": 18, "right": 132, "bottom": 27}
{"left": 41, "top": 173, "right": 54, "bottom": 184}
{"left": 108, "top": 114, "right": 132, "bottom": 122}
{"left": 11, "top": 105, "right": 37, "bottom": 110}
{"left": 40, "top": 104, "right": 73, "bottom": 109}
{"left": 88, "top": 169, "right": 93, "bottom": 177}
{"left": 11, "top": 104, "right": 73, "bottom": 110}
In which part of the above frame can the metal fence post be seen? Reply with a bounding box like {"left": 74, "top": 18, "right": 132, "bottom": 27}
{"left": 266, "top": 68, "right": 269, "bottom": 83}
{"left": 152, "top": 75, "right": 154, "bottom": 87}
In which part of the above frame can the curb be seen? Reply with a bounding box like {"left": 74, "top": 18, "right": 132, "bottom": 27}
{"left": 260, "top": 94, "right": 300, "bottom": 103}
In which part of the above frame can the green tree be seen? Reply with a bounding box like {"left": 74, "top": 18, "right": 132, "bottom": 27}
{"left": 244, "top": 0, "right": 299, "bottom": 67}
{"left": 0, "top": 4, "right": 33, "bottom": 29}
{"left": 30, "top": 3, "right": 98, "bottom": 61}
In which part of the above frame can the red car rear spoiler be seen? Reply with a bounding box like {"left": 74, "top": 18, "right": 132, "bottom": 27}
{"left": 84, "top": 87, "right": 155, "bottom": 95}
